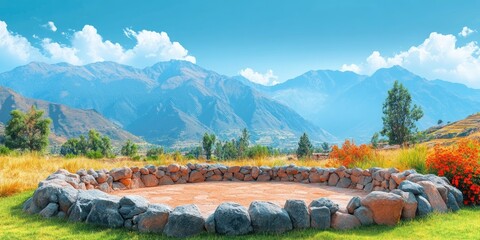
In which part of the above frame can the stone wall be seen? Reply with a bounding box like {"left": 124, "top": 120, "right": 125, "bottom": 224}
{"left": 23, "top": 164, "right": 464, "bottom": 237}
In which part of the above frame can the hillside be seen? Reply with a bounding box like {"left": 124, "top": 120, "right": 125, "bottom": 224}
{"left": 0, "top": 61, "right": 332, "bottom": 147}
{"left": 0, "top": 87, "right": 143, "bottom": 147}
{"left": 424, "top": 113, "right": 480, "bottom": 146}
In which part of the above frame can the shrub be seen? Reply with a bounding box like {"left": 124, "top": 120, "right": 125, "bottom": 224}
{"left": 86, "top": 150, "right": 103, "bottom": 159}
{"left": 329, "top": 140, "right": 372, "bottom": 167}
{"left": 0, "top": 145, "right": 11, "bottom": 156}
{"left": 247, "top": 145, "right": 269, "bottom": 159}
{"left": 426, "top": 140, "right": 480, "bottom": 205}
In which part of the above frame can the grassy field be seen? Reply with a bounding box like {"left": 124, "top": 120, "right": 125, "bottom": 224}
{"left": 0, "top": 191, "right": 479, "bottom": 240}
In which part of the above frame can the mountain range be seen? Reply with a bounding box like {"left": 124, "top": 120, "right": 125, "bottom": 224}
{"left": 0, "top": 61, "right": 331, "bottom": 148}
{"left": 0, "top": 60, "right": 479, "bottom": 147}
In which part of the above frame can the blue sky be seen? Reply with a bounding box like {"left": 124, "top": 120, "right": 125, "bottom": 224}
{"left": 1, "top": 0, "right": 480, "bottom": 86}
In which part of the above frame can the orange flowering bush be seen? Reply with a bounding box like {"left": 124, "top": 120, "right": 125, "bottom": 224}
{"left": 426, "top": 140, "right": 480, "bottom": 205}
{"left": 329, "top": 140, "right": 372, "bottom": 167}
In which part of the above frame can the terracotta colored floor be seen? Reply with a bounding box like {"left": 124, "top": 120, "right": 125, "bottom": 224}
{"left": 111, "top": 182, "right": 367, "bottom": 216}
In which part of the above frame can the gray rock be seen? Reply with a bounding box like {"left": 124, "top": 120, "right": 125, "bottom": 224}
{"left": 353, "top": 206, "right": 374, "bottom": 225}
{"left": 248, "top": 201, "right": 292, "bottom": 234}
{"left": 68, "top": 190, "right": 112, "bottom": 222}
{"left": 39, "top": 203, "right": 59, "bottom": 218}
{"left": 284, "top": 200, "right": 310, "bottom": 229}
{"left": 309, "top": 198, "right": 339, "bottom": 215}
{"left": 205, "top": 214, "right": 216, "bottom": 233}
{"left": 85, "top": 198, "right": 124, "bottom": 228}
{"left": 399, "top": 180, "right": 425, "bottom": 195}
{"left": 109, "top": 167, "right": 133, "bottom": 181}
{"left": 164, "top": 204, "right": 205, "bottom": 237}
{"left": 347, "top": 196, "right": 361, "bottom": 214}
{"left": 415, "top": 195, "right": 433, "bottom": 217}
{"left": 119, "top": 195, "right": 149, "bottom": 219}
{"left": 22, "top": 197, "right": 33, "bottom": 212}
{"left": 214, "top": 202, "right": 252, "bottom": 235}
{"left": 310, "top": 206, "right": 330, "bottom": 230}
{"left": 134, "top": 204, "right": 172, "bottom": 233}
{"left": 32, "top": 180, "right": 78, "bottom": 213}
{"left": 364, "top": 182, "right": 373, "bottom": 192}
{"left": 449, "top": 186, "right": 464, "bottom": 207}
{"left": 336, "top": 177, "right": 352, "bottom": 188}
{"left": 446, "top": 192, "right": 460, "bottom": 212}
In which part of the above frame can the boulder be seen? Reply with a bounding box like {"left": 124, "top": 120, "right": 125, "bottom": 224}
{"left": 309, "top": 198, "right": 339, "bottom": 215}
{"left": 109, "top": 167, "right": 133, "bottom": 181}
{"left": 417, "top": 181, "right": 448, "bottom": 212}
{"left": 449, "top": 186, "right": 464, "bottom": 207}
{"left": 446, "top": 192, "right": 460, "bottom": 212}
{"left": 158, "top": 176, "right": 174, "bottom": 185}
{"left": 347, "top": 196, "right": 361, "bottom": 214}
{"left": 141, "top": 174, "right": 159, "bottom": 187}
{"left": 214, "top": 202, "right": 252, "bottom": 235}
{"left": 399, "top": 191, "right": 417, "bottom": 220}
{"left": 205, "top": 214, "right": 216, "bottom": 233}
{"left": 167, "top": 164, "right": 180, "bottom": 173}
{"left": 353, "top": 206, "right": 374, "bottom": 225}
{"left": 119, "top": 195, "right": 149, "bottom": 219}
{"left": 331, "top": 212, "right": 361, "bottom": 230}
{"left": 164, "top": 204, "right": 205, "bottom": 238}
{"left": 328, "top": 173, "right": 339, "bottom": 186}
{"left": 308, "top": 172, "right": 323, "bottom": 183}
{"left": 251, "top": 167, "right": 260, "bottom": 179}
{"left": 398, "top": 180, "right": 425, "bottom": 195}
{"left": 188, "top": 170, "right": 205, "bottom": 183}
{"left": 336, "top": 177, "right": 352, "bottom": 188}
{"left": 68, "top": 190, "right": 113, "bottom": 222}
{"left": 32, "top": 180, "right": 78, "bottom": 213}
{"left": 310, "top": 206, "right": 330, "bottom": 230}
{"left": 284, "top": 200, "right": 310, "bottom": 229}
{"left": 85, "top": 198, "right": 124, "bottom": 228}
{"left": 415, "top": 195, "right": 433, "bottom": 217}
{"left": 248, "top": 201, "right": 293, "bottom": 234}
{"left": 39, "top": 203, "right": 59, "bottom": 218}
{"left": 134, "top": 204, "right": 171, "bottom": 233}
{"left": 256, "top": 174, "right": 271, "bottom": 182}
{"left": 112, "top": 182, "right": 127, "bottom": 190}
{"left": 361, "top": 191, "right": 404, "bottom": 226}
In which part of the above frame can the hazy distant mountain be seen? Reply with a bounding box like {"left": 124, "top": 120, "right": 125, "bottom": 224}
{"left": 0, "top": 87, "right": 142, "bottom": 146}
{"left": 0, "top": 61, "right": 332, "bottom": 147}
{"left": 246, "top": 66, "right": 480, "bottom": 142}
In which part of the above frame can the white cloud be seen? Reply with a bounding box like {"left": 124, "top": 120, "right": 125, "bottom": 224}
{"left": 239, "top": 68, "right": 279, "bottom": 86}
{"left": 459, "top": 26, "right": 474, "bottom": 37}
{"left": 0, "top": 20, "right": 196, "bottom": 72}
{"left": 340, "top": 30, "right": 480, "bottom": 88}
{"left": 340, "top": 63, "right": 361, "bottom": 73}
{"left": 44, "top": 21, "right": 57, "bottom": 32}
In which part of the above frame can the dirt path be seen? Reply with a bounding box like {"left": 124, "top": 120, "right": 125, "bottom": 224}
{"left": 111, "top": 182, "right": 367, "bottom": 216}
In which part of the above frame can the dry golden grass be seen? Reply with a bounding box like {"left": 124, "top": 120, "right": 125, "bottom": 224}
{"left": 0, "top": 147, "right": 429, "bottom": 197}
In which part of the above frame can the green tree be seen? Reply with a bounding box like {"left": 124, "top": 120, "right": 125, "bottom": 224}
{"left": 437, "top": 119, "right": 443, "bottom": 125}
{"left": 371, "top": 132, "right": 380, "bottom": 149}
{"left": 381, "top": 80, "right": 424, "bottom": 145}
{"left": 237, "top": 128, "right": 250, "bottom": 158}
{"left": 60, "top": 138, "right": 80, "bottom": 156}
{"left": 121, "top": 140, "right": 138, "bottom": 157}
{"left": 146, "top": 147, "right": 164, "bottom": 159}
{"left": 296, "top": 133, "right": 313, "bottom": 158}
{"left": 5, "top": 106, "right": 51, "bottom": 152}
{"left": 202, "top": 132, "right": 216, "bottom": 160}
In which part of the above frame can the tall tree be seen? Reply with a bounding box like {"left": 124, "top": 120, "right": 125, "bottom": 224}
{"left": 121, "top": 139, "right": 138, "bottom": 157}
{"left": 5, "top": 106, "right": 51, "bottom": 152}
{"left": 296, "top": 133, "right": 313, "bottom": 158}
{"left": 237, "top": 128, "right": 250, "bottom": 158}
{"left": 202, "top": 132, "right": 216, "bottom": 160}
{"left": 381, "top": 80, "right": 423, "bottom": 145}
{"left": 371, "top": 132, "right": 380, "bottom": 149}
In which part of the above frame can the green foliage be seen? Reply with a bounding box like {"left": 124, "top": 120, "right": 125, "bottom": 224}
{"left": 237, "top": 128, "right": 250, "bottom": 158}
{"left": 398, "top": 145, "right": 428, "bottom": 174}
{"left": 371, "top": 132, "right": 380, "bottom": 149}
{"left": 185, "top": 146, "right": 202, "bottom": 159}
{"left": 296, "top": 132, "right": 313, "bottom": 158}
{"left": 247, "top": 145, "right": 269, "bottom": 159}
{"left": 381, "top": 80, "right": 423, "bottom": 145}
{"left": 59, "top": 129, "right": 113, "bottom": 158}
{"left": 120, "top": 140, "right": 138, "bottom": 157}
{"left": 146, "top": 147, "right": 164, "bottom": 160}
{"left": 5, "top": 106, "right": 51, "bottom": 152}
{"left": 321, "top": 142, "right": 330, "bottom": 153}
{"left": 0, "top": 145, "right": 11, "bottom": 155}
{"left": 438, "top": 119, "right": 443, "bottom": 125}
{"left": 202, "top": 132, "right": 216, "bottom": 160}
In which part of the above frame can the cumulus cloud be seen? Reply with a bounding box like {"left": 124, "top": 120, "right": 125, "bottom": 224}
{"left": 240, "top": 68, "right": 279, "bottom": 86}
{"left": 43, "top": 21, "right": 57, "bottom": 32}
{"left": 459, "top": 26, "right": 474, "bottom": 37}
{"left": 340, "top": 30, "right": 480, "bottom": 88}
{"left": 0, "top": 20, "right": 195, "bottom": 72}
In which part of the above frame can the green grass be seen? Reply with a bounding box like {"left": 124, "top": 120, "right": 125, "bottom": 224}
{"left": 1, "top": 191, "right": 479, "bottom": 240}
